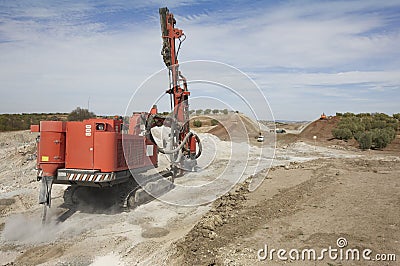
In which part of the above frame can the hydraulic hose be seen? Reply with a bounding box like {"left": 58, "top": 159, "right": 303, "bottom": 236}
{"left": 193, "top": 134, "right": 202, "bottom": 159}
{"left": 158, "top": 131, "right": 193, "bottom": 154}
{"left": 156, "top": 131, "right": 202, "bottom": 159}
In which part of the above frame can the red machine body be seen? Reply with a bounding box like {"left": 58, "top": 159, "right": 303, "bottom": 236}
{"left": 33, "top": 117, "right": 157, "bottom": 186}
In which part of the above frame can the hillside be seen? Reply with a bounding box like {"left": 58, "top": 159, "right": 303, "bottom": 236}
{"left": 190, "top": 113, "right": 266, "bottom": 143}
{"left": 279, "top": 116, "right": 400, "bottom": 152}
{"left": 298, "top": 117, "right": 339, "bottom": 140}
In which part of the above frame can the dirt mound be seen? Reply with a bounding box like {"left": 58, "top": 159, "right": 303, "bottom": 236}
{"left": 277, "top": 117, "right": 343, "bottom": 147}
{"left": 278, "top": 117, "right": 362, "bottom": 149}
{"left": 299, "top": 117, "right": 339, "bottom": 141}
{"left": 192, "top": 113, "right": 262, "bottom": 141}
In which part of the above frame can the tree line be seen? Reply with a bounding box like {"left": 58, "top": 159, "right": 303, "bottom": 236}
{"left": 332, "top": 112, "right": 399, "bottom": 149}
{"left": 0, "top": 113, "right": 67, "bottom": 131}
{"left": 0, "top": 107, "right": 95, "bottom": 132}
{"left": 190, "top": 109, "right": 230, "bottom": 115}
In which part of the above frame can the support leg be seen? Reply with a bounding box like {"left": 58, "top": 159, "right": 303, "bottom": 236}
{"left": 39, "top": 176, "right": 54, "bottom": 224}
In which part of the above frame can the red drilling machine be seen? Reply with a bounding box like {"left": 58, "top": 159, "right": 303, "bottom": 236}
{"left": 31, "top": 7, "right": 201, "bottom": 222}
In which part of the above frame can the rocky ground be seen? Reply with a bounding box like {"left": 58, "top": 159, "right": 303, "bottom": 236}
{"left": 0, "top": 118, "right": 399, "bottom": 265}
{"left": 168, "top": 157, "right": 399, "bottom": 265}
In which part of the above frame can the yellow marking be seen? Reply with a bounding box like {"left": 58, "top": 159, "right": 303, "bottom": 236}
{"left": 41, "top": 156, "right": 49, "bottom": 162}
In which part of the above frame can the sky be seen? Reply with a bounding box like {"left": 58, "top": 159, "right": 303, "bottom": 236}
{"left": 0, "top": 0, "right": 399, "bottom": 120}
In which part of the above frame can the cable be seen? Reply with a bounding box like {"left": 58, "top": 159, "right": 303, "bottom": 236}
{"left": 176, "top": 34, "right": 186, "bottom": 58}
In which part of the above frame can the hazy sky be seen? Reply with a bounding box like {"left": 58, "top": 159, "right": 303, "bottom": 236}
{"left": 0, "top": 0, "right": 399, "bottom": 120}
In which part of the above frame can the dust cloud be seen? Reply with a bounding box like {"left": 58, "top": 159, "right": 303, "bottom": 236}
{"left": 1, "top": 212, "right": 87, "bottom": 245}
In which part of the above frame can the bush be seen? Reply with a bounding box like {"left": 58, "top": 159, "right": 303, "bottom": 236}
{"left": 371, "top": 128, "right": 396, "bottom": 149}
{"left": 211, "top": 119, "right": 219, "bottom": 126}
{"left": 212, "top": 109, "right": 219, "bottom": 114}
{"left": 356, "top": 113, "right": 371, "bottom": 118}
{"left": 193, "top": 120, "right": 202, "bottom": 127}
{"left": 222, "top": 109, "right": 228, "bottom": 115}
{"left": 371, "top": 119, "right": 386, "bottom": 129}
{"left": 204, "top": 109, "right": 211, "bottom": 115}
{"left": 68, "top": 107, "right": 95, "bottom": 121}
{"left": 332, "top": 128, "right": 352, "bottom": 140}
{"left": 358, "top": 132, "right": 372, "bottom": 150}
{"left": 337, "top": 117, "right": 365, "bottom": 134}
{"left": 195, "top": 109, "right": 203, "bottom": 115}
{"left": 343, "top": 112, "right": 355, "bottom": 117}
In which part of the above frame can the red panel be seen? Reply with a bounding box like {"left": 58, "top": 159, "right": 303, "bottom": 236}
{"left": 65, "top": 122, "right": 94, "bottom": 169}
{"left": 93, "top": 132, "right": 118, "bottom": 172}
{"left": 30, "top": 125, "right": 39, "bottom": 132}
{"left": 40, "top": 121, "right": 66, "bottom": 132}
{"left": 38, "top": 131, "right": 65, "bottom": 176}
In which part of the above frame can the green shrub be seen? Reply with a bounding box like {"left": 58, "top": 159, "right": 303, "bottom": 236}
{"left": 193, "top": 120, "right": 202, "bottom": 127}
{"left": 343, "top": 112, "right": 355, "bottom": 117}
{"left": 332, "top": 128, "right": 352, "bottom": 140}
{"left": 358, "top": 132, "right": 372, "bottom": 150}
{"left": 371, "top": 119, "right": 386, "bottom": 129}
{"left": 371, "top": 128, "right": 396, "bottom": 149}
{"left": 337, "top": 117, "right": 365, "bottom": 134}
{"left": 68, "top": 107, "right": 95, "bottom": 121}
{"left": 211, "top": 119, "right": 219, "bottom": 126}
{"left": 356, "top": 113, "right": 371, "bottom": 118}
